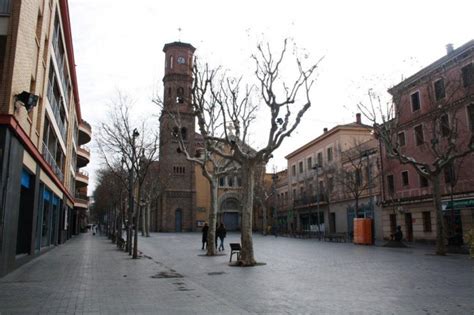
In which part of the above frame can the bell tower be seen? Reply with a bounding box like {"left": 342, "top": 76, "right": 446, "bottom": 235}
{"left": 159, "top": 42, "right": 196, "bottom": 232}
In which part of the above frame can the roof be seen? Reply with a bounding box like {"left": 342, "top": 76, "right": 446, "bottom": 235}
{"left": 285, "top": 121, "right": 373, "bottom": 159}
{"left": 388, "top": 39, "right": 474, "bottom": 95}
{"left": 163, "top": 41, "right": 196, "bottom": 53}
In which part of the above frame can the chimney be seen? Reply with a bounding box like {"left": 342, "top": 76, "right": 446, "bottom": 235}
{"left": 323, "top": 128, "right": 328, "bottom": 133}
{"left": 356, "top": 113, "right": 361, "bottom": 124}
{"left": 446, "top": 43, "right": 454, "bottom": 55}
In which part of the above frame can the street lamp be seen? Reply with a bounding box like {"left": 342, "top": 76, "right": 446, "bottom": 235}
{"left": 312, "top": 163, "right": 321, "bottom": 239}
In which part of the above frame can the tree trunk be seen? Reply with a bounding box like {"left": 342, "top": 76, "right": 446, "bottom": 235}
{"left": 207, "top": 179, "right": 218, "bottom": 256}
{"left": 432, "top": 174, "right": 446, "bottom": 255}
{"left": 133, "top": 189, "right": 142, "bottom": 259}
{"left": 141, "top": 203, "right": 145, "bottom": 236}
{"left": 240, "top": 162, "right": 256, "bottom": 266}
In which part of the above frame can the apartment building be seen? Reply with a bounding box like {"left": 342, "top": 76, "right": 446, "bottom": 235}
{"left": 284, "top": 114, "right": 382, "bottom": 239}
{"left": 0, "top": 0, "right": 91, "bottom": 277}
{"left": 382, "top": 40, "right": 474, "bottom": 244}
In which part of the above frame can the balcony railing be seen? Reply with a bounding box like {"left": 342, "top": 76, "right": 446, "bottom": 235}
{"left": 0, "top": 0, "right": 11, "bottom": 15}
{"left": 47, "top": 83, "right": 67, "bottom": 142}
{"left": 75, "top": 193, "right": 89, "bottom": 201}
{"left": 42, "top": 141, "right": 64, "bottom": 182}
{"left": 294, "top": 194, "right": 327, "bottom": 207}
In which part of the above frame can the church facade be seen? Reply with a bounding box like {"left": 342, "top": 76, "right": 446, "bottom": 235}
{"left": 156, "top": 41, "right": 267, "bottom": 232}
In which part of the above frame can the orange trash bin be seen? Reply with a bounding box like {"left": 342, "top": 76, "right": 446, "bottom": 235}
{"left": 353, "top": 218, "right": 373, "bottom": 245}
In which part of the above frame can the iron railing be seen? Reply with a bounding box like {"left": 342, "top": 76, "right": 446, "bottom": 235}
{"left": 47, "top": 82, "right": 67, "bottom": 141}
{"left": 42, "top": 141, "right": 64, "bottom": 182}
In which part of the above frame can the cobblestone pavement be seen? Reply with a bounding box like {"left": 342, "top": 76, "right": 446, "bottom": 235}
{"left": 0, "top": 232, "right": 472, "bottom": 314}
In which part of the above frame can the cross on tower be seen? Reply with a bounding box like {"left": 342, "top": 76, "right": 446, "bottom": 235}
{"left": 178, "top": 27, "right": 182, "bottom": 42}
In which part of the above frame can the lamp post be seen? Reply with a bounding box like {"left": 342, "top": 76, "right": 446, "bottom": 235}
{"left": 312, "top": 163, "right": 321, "bottom": 239}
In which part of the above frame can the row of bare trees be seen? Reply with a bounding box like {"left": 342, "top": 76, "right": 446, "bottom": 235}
{"left": 95, "top": 94, "right": 160, "bottom": 258}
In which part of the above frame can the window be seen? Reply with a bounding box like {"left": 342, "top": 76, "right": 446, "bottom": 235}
{"left": 434, "top": 79, "right": 445, "bottom": 100}
{"left": 327, "top": 177, "right": 334, "bottom": 192}
{"left": 440, "top": 114, "right": 449, "bottom": 137}
{"left": 228, "top": 176, "right": 234, "bottom": 187}
{"left": 422, "top": 211, "right": 432, "bottom": 232}
{"left": 317, "top": 152, "right": 323, "bottom": 167}
{"left": 307, "top": 157, "right": 312, "bottom": 170}
{"left": 181, "top": 127, "right": 187, "bottom": 140}
{"left": 411, "top": 91, "right": 420, "bottom": 111}
{"left": 291, "top": 165, "right": 296, "bottom": 176}
{"left": 401, "top": 171, "right": 409, "bottom": 186}
{"left": 173, "top": 166, "right": 185, "bottom": 174}
{"left": 237, "top": 177, "right": 242, "bottom": 187}
{"left": 299, "top": 161, "right": 303, "bottom": 174}
{"left": 327, "top": 147, "right": 333, "bottom": 162}
{"left": 468, "top": 104, "right": 474, "bottom": 132}
{"left": 444, "top": 162, "right": 455, "bottom": 184}
{"left": 419, "top": 174, "right": 429, "bottom": 188}
{"left": 219, "top": 177, "right": 225, "bottom": 187}
{"left": 300, "top": 187, "right": 304, "bottom": 198}
{"left": 461, "top": 63, "right": 474, "bottom": 87}
{"left": 398, "top": 131, "right": 406, "bottom": 146}
{"left": 293, "top": 189, "right": 296, "bottom": 200}
{"left": 355, "top": 169, "right": 362, "bottom": 186}
{"left": 389, "top": 214, "right": 397, "bottom": 234}
{"left": 414, "top": 125, "right": 424, "bottom": 146}
{"left": 176, "top": 87, "right": 184, "bottom": 103}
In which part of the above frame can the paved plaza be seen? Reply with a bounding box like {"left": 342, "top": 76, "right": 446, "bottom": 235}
{"left": 0, "top": 232, "right": 472, "bottom": 314}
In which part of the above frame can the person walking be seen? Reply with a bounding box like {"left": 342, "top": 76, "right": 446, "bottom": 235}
{"left": 201, "top": 223, "right": 209, "bottom": 250}
{"left": 217, "top": 223, "right": 227, "bottom": 251}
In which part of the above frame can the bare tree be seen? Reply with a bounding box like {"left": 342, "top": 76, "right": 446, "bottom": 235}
{"left": 154, "top": 87, "right": 240, "bottom": 255}
{"left": 96, "top": 93, "right": 159, "bottom": 258}
{"left": 360, "top": 75, "right": 474, "bottom": 255}
{"left": 192, "top": 39, "right": 322, "bottom": 265}
{"left": 333, "top": 140, "right": 380, "bottom": 218}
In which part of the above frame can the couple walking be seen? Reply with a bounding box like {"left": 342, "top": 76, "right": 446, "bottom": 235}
{"left": 201, "top": 223, "right": 227, "bottom": 251}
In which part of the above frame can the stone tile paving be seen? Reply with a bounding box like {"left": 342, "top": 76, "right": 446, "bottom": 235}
{"left": 0, "top": 232, "right": 472, "bottom": 314}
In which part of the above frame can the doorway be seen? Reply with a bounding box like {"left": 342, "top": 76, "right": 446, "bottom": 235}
{"left": 16, "top": 170, "right": 35, "bottom": 255}
{"left": 404, "top": 213, "right": 413, "bottom": 242}
{"left": 175, "top": 209, "right": 182, "bottom": 232}
{"left": 329, "top": 213, "right": 336, "bottom": 233}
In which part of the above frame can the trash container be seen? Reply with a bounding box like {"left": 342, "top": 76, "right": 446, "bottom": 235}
{"left": 353, "top": 218, "right": 373, "bottom": 245}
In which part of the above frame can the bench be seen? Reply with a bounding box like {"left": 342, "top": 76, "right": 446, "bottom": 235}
{"left": 324, "top": 233, "right": 347, "bottom": 242}
{"left": 229, "top": 243, "right": 241, "bottom": 262}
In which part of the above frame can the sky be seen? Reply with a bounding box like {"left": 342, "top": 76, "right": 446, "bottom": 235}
{"left": 68, "top": 0, "right": 474, "bottom": 193}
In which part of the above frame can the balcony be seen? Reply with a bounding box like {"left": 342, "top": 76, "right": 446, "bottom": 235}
{"left": 74, "top": 193, "right": 89, "bottom": 209}
{"left": 78, "top": 120, "right": 92, "bottom": 145}
{"left": 294, "top": 194, "right": 328, "bottom": 208}
{"left": 42, "top": 141, "right": 64, "bottom": 182}
{"left": 77, "top": 146, "right": 90, "bottom": 168}
{"left": 75, "top": 170, "right": 89, "bottom": 188}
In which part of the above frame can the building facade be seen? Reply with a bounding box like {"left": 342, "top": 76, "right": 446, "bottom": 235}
{"left": 381, "top": 41, "right": 474, "bottom": 244}
{"left": 282, "top": 114, "right": 383, "bottom": 239}
{"left": 0, "top": 0, "right": 90, "bottom": 277}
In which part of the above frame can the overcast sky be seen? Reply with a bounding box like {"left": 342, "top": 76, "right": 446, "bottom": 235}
{"left": 68, "top": 0, "right": 474, "bottom": 193}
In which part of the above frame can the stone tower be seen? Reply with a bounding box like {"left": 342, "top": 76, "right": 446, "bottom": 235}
{"left": 159, "top": 42, "right": 197, "bottom": 232}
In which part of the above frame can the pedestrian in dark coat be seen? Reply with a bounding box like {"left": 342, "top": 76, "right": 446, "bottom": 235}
{"left": 201, "top": 223, "right": 209, "bottom": 250}
{"left": 217, "top": 223, "right": 227, "bottom": 251}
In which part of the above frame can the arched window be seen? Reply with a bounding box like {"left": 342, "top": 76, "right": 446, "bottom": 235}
{"left": 172, "top": 127, "right": 179, "bottom": 138}
{"left": 181, "top": 127, "right": 187, "bottom": 140}
{"left": 222, "top": 198, "right": 240, "bottom": 210}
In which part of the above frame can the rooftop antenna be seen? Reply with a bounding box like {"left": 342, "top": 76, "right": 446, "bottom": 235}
{"left": 178, "top": 27, "right": 182, "bottom": 42}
